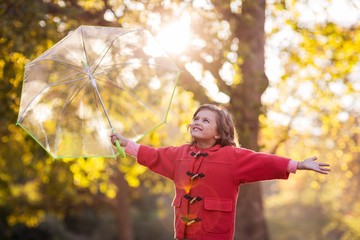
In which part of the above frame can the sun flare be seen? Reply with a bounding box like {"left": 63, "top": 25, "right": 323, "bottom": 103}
{"left": 155, "top": 13, "right": 192, "bottom": 55}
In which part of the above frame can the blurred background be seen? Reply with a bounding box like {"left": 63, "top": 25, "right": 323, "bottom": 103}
{"left": 1, "top": 0, "right": 360, "bottom": 239}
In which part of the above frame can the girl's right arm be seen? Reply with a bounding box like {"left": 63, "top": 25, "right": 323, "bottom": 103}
{"left": 110, "top": 132, "right": 178, "bottom": 180}
{"left": 110, "top": 132, "right": 129, "bottom": 147}
{"left": 110, "top": 132, "right": 140, "bottom": 157}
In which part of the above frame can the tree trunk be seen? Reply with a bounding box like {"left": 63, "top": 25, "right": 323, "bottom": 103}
{"left": 109, "top": 167, "right": 134, "bottom": 240}
{"left": 230, "top": 1, "right": 270, "bottom": 239}
{"left": 234, "top": 183, "right": 268, "bottom": 240}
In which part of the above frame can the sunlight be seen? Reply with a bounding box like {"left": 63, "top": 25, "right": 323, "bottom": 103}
{"left": 185, "top": 61, "right": 230, "bottom": 104}
{"left": 155, "top": 13, "right": 192, "bottom": 55}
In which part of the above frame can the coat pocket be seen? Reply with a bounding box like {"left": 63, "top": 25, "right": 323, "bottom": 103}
{"left": 202, "top": 198, "right": 233, "bottom": 234}
{"left": 172, "top": 195, "right": 182, "bottom": 207}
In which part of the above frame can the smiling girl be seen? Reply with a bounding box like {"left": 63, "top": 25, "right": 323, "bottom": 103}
{"left": 110, "top": 104, "right": 330, "bottom": 240}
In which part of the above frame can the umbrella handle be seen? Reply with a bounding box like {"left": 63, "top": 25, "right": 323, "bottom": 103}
{"left": 115, "top": 140, "right": 126, "bottom": 158}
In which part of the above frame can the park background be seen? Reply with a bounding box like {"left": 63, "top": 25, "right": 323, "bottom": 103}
{"left": 1, "top": 0, "right": 360, "bottom": 239}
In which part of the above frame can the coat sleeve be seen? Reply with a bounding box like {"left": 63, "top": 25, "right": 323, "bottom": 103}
{"left": 231, "top": 148, "right": 291, "bottom": 185}
{"left": 136, "top": 144, "right": 179, "bottom": 180}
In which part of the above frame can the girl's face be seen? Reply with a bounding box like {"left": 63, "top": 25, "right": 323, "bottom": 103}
{"left": 190, "top": 109, "right": 220, "bottom": 148}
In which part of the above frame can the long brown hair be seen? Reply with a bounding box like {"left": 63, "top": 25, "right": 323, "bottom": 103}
{"left": 189, "top": 104, "right": 238, "bottom": 147}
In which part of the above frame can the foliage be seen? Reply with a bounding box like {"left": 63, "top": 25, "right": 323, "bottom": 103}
{"left": 261, "top": 0, "right": 360, "bottom": 239}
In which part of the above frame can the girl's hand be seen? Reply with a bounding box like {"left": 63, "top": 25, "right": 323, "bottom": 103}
{"left": 298, "top": 156, "right": 330, "bottom": 174}
{"left": 110, "top": 132, "right": 129, "bottom": 147}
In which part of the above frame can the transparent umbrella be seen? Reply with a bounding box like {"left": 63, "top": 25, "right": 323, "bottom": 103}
{"left": 16, "top": 25, "right": 180, "bottom": 159}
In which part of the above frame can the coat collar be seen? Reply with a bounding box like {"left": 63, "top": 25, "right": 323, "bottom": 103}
{"left": 189, "top": 144, "right": 222, "bottom": 155}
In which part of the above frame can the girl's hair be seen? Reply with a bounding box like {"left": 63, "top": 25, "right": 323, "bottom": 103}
{"left": 189, "top": 104, "right": 238, "bottom": 147}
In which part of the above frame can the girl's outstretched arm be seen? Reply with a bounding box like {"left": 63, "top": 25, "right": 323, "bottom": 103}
{"left": 297, "top": 156, "right": 330, "bottom": 174}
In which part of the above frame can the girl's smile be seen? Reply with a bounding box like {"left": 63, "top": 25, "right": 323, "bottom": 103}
{"left": 190, "top": 109, "right": 220, "bottom": 149}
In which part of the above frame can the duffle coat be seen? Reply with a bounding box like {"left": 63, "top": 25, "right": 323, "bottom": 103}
{"left": 135, "top": 143, "right": 291, "bottom": 240}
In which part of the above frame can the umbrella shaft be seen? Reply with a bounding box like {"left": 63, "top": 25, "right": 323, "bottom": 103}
{"left": 85, "top": 64, "right": 114, "bottom": 131}
{"left": 94, "top": 85, "right": 114, "bottom": 130}
{"left": 85, "top": 64, "right": 98, "bottom": 88}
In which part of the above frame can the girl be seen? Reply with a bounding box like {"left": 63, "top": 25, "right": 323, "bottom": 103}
{"left": 110, "top": 104, "right": 330, "bottom": 240}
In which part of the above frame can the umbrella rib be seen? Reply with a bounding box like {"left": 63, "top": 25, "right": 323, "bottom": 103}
{"left": 30, "top": 58, "right": 83, "bottom": 73}
{"left": 93, "top": 61, "right": 179, "bottom": 75}
{"left": 39, "top": 122, "right": 50, "bottom": 151}
{"left": 49, "top": 59, "right": 84, "bottom": 74}
{"left": 80, "top": 26, "right": 91, "bottom": 68}
{"left": 47, "top": 75, "right": 87, "bottom": 87}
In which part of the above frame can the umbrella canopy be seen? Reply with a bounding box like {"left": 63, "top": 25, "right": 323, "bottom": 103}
{"left": 17, "top": 25, "right": 180, "bottom": 159}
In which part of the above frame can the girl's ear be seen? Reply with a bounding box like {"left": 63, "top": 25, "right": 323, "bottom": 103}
{"left": 215, "top": 135, "right": 220, "bottom": 139}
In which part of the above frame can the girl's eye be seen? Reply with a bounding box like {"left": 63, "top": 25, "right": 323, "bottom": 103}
{"left": 204, "top": 119, "right": 209, "bottom": 123}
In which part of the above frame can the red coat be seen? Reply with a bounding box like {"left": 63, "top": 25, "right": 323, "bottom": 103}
{"left": 136, "top": 143, "right": 291, "bottom": 240}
